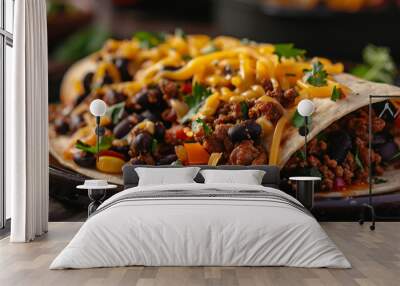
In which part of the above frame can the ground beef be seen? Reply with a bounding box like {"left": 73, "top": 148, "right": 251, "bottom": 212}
{"left": 248, "top": 101, "right": 282, "bottom": 124}
{"left": 215, "top": 102, "right": 243, "bottom": 124}
{"left": 203, "top": 124, "right": 234, "bottom": 155}
{"left": 229, "top": 140, "right": 260, "bottom": 165}
{"left": 266, "top": 88, "right": 297, "bottom": 108}
{"left": 283, "top": 106, "right": 394, "bottom": 192}
{"left": 159, "top": 79, "right": 179, "bottom": 100}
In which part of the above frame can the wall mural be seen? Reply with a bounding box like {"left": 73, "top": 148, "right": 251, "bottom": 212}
{"left": 48, "top": 30, "right": 400, "bottom": 220}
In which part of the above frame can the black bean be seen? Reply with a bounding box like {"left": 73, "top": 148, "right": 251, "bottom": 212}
{"left": 228, "top": 124, "right": 250, "bottom": 143}
{"left": 73, "top": 151, "right": 96, "bottom": 168}
{"left": 327, "top": 131, "right": 352, "bottom": 163}
{"left": 69, "top": 115, "right": 85, "bottom": 132}
{"left": 54, "top": 117, "right": 70, "bottom": 134}
{"left": 135, "top": 87, "right": 164, "bottom": 110}
{"left": 102, "top": 70, "right": 114, "bottom": 86}
{"left": 378, "top": 142, "right": 398, "bottom": 162}
{"left": 115, "top": 58, "right": 131, "bottom": 81}
{"left": 245, "top": 121, "right": 262, "bottom": 141}
{"left": 83, "top": 72, "right": 94, "bottom": 93}
{"left": 154, "top": 122, "right": 166, "bottom": 140}
{"left": 103, "top": 89, "right": 125, "bottom": 106}
{"left": 113, "top": 116, "right": 135, "bottom": 139}
{"left": 141, "top": 110, "right": 160, "bottom": 122}
{"left": 132, "top": 132, "right": 153, "bottom": 153}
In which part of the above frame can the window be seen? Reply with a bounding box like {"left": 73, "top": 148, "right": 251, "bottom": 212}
{"left": 1, "top": 0, "right": 14, "bottom": 229}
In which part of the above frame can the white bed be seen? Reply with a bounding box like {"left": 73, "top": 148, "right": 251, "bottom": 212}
{"left": 50, "top": 181, "right": 350, "bottom": 269}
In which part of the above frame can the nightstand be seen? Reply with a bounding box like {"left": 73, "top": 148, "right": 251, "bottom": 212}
{"left": 77, "top": 181, "right": 117, "bottom": 217}
{"left": 289, "top": 177, "right": 321, "bottom": 210}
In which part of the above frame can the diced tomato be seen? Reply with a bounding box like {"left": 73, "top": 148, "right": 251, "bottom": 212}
{"left": 98, "top": 150, "right": 126, "bottom": 161}
{"left": 175, "top": 128, "right": 189, "bottom": 140}
{"left": 181, "top": 82, "right": 192, "bottom": 94}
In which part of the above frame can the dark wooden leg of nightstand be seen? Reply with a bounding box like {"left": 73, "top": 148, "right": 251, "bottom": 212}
{"left": 87, "top": 189, "right": 106, "bottom": 217}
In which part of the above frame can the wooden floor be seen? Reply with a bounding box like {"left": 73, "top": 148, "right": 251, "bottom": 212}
{"left": 0, "top": 222, "right": 399, "bottom": 286}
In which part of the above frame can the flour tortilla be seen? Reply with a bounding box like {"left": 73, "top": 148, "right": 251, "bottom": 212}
{"left": 60, "top": 55, "right": 97, "bottom": 106}
{"left": 50, "top": 73, "right": 400, "bottom": 193}
{"left": 279, "top": 74, "right": 400, "bottom": 198}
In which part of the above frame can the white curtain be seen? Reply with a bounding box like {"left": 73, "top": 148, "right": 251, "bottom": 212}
{"left": 8, "top": 0, "right": 49, "bottom": 242}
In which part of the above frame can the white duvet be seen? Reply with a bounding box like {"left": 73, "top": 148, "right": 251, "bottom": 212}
{"left": 50, "top": 183, "right": 350, "bottom": 269}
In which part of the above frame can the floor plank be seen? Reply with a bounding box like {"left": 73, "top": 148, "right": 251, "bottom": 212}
{"left": 0, "top": 222, "right": 399, "bottom": 286}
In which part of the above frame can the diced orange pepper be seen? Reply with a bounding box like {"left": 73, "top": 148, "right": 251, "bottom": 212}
{"left": 183, "top": 143, "right": 210, "bottom": 165}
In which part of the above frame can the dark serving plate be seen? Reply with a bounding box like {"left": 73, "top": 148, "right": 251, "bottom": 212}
{"left": 49, "top": 155, "right": 123, "bottom": 210}
{"left": 215, "top": 0, "right": 400, "bottom": 62}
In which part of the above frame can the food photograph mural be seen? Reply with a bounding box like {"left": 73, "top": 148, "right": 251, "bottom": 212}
{"left": 47, "top": 0, "right": 400, "bottom": 221}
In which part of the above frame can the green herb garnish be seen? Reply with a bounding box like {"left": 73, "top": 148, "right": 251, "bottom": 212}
{"left": 303, "top": 61, "right": 328, "bottom": 87}
{"left": 53, "top": 27, "right": 110, "bottom": 62}
{"left": 171, "top": 160, "right": 183, "bottom": 166}
{"left": 331, "top": 85, "right": 341, "bottom": 102}
{"left": 134, "top": 31, "right": 166, "bottom": 49}
{"left": 75, "top": 136, "right": 114, "bottom": 154}
{"left": 240, "top": 101, "right": 249, "bottom": 119}
{"left": 192, "top": 118, "right": 212, "bottom": 136}
{"left": 354, "top": 148, "right": 364, "bottom": 171}
{"left": 201, "top": 43, "right": 219, "bottom": 54}
{"left": 174, "top": 28, "right": 187, "bottom": 39}
{"left": 373, "top": 177, "right": 388, "bottom": 184}
{"left": 351, "top": 44, "right": 397, "bottom": 84}
{"left": 151, "top": 139, "right": 158, "bottom": 155}
{"left": 316, "top": 132, "right": 327, "bottom": 141}
{"left": 180, "top": 83, "right": 211, "bottom": 123}
{"left": 391, "top": 151, "right": 400, "bottom": 161}
{"left": 274, "top": 43, "right": 306, "bottom": 60}
{"left": 105, "top": 102, "right": 125, "bottom": 125}
{"left": 292, "top": 110, "right": 308, "bottom": 128}
{"left": 296, "top": 150, "right": 306, "bottom": 161}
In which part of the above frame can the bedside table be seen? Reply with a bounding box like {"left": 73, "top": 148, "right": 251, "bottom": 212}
{"left": 77, "top": 182, "right": 117, "bottom": 217}
{"left": 289, "top": 177, "right": 321, "bottom": 210}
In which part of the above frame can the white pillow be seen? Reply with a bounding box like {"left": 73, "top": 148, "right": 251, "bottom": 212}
{"left": 200, "top": 169, "right": 266, "bottom": 185}
{"left": 136, "top": 167, "right": 200, "bottom": 186}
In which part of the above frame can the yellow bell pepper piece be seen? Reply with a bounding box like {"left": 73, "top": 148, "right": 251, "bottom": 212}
{"left": 96, "top": 156, "right": 125, "bottom": 174}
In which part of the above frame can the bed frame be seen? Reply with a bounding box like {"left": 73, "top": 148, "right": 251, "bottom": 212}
{"left": 122, "top": 165, "right": 281, "bottom": 189}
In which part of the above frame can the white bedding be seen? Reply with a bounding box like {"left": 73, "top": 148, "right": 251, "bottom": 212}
{"left": 50, "top": 183, "right": 350, "bottom": 269}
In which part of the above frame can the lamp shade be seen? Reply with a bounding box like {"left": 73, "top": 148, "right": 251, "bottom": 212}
{"left": 297, "top": 99, "right": 315, "bottom": 117}
{"left": 89, "top": 99, "right": 107, "bottom": 117}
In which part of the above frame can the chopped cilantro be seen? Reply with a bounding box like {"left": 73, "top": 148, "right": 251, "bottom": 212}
{"left": 151, "top": 138, "right": 158, "bottom": 155}
{"left": 75, "top": 136, "right": 113, "bottom": 154}
{"left": 240, "top": 101, "right": 249, "bottom": 119}
{"left": 351, "top": 44, "right": 397, "bottom": 84}
{"left": 331, "top": 85, "right": 341, "bottom": 102}
{"left": 354, "top": 148, "right": 364, "bottom": 171}
{"left": 171, "top": 160, "right": 183, "bottom": 166}
{"left": 180, "top": 83, "right": 211, "bottom": 123}
{"left": 192, "top": 118, "right": 212, "bottom": 136}
{"left": 274, "top": 43, "right": 306, "bottom": 60}
{"left": 373, "top": 177, "right": 388, "bottom": 184}
{"left": 292, "top": 110, "right": 306, "bottom": 128}
{"left": 391, "top": 151, "right": 400, "bottom": 161}
{"left": 134, "top": 31, "right": 166, "bottom": 49}
{"left": 296, "top": 150, "right": 306, "bottom": 161}
{"left": 201, "top": 43, "right": 219, "bottom": 54}
{"left": 303, "top": 61, "right": 328, "bottom": 87}
{"left": 105, "top": 102, "right": 125, "bottom": 125}
{"left": 316, "top": 132, "right": 327, "bottom": 141}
